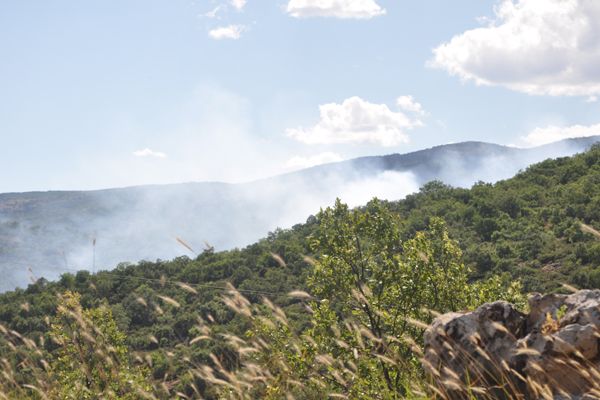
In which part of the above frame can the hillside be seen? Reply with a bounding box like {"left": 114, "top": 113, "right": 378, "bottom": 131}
{"left": 1, "top": 136, "right": 598, "bottom": 292}
{"left": 2, "top": 144, "right": 600, "bottom": 397}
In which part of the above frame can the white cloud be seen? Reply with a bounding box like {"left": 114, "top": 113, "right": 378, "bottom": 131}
{"left": 231, "top": 0, "right": 247, "bottom": 10}
{"left": 200, "top": 6, "right": 222, "bottom": 18}
{"left": 132, "top": 148, "right": 167, "bottom": 158}
{"left": 286, "top": 96, "right": 424, "bottom": 147}
{"left": 431, "top": 0, "right": 600, "bottom": 97}
{"left": 286, "top": 0, "right": 385, "bottom": 19}
{"left": 208, "top": 24, "right": 245, "bottom": 40}
{"left": 285, "top": 152, "right": 343, "bottom": 170}
{"left": 520, "top": 123, "right": 600, "bottom": 147}
{"left": 396, "top": 95, "right": 426, "bottom": 116}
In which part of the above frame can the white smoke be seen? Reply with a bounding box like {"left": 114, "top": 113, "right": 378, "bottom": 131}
{"left": 1, "top": 136, "right": 598, "bottom": 292}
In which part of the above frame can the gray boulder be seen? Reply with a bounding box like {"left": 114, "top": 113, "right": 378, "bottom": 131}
{"left": 424, "top": 290, "right": 600, "bottom": 399}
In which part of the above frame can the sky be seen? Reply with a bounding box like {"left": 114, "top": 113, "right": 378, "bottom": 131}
{"left": 1, "top": 0, "right": 600, "bottom": 193}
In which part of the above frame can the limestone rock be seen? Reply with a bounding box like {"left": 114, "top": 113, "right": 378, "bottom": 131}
{"left": 424, "top": 290, "right": 600, "bottom": 399}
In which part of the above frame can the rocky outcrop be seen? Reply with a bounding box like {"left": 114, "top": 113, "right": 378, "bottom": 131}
{"left": 423, "top": 290, "right": 600, "bottom": 399}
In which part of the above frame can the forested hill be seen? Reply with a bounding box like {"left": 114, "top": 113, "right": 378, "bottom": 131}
{"left": 2, "top": 145, "right": 600, "bottom": 397}
{"left": 394, "top": 144, "right": 600, "bottom": 291}
{"left": 1, "top": 136, "right": 598, "bottom": 292}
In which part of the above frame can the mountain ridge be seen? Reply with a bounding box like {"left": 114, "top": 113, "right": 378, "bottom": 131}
{"left": 2, "top": 137, "right": 597, "bottom": 197}
{"left": 1, "top": 136, "right": 599, "bottom": 292}
{"left": 3, "top": 143, "right": 600, "bottom": 398}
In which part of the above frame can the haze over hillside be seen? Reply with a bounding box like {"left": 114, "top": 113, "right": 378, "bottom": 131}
{"left": 1, "top": 136, "right": 598, "bottom": 292}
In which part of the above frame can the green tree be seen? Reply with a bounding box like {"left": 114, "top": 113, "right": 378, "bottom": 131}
{"left": 307, "top": 199, "right": 521, "bottom": 396}
{"left": 214, "top": 199, "right": 526, "bottom": 399}
{"left": 49, "top": 291, "right": 151, "bottom": 399}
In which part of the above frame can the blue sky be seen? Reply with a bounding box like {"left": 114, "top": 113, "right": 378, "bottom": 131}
{"left": 1, "top": 0, "right": 599, "bottom": 192}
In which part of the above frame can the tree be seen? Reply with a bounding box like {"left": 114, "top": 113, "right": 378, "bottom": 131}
{"left": 209, "top": 199, "right": 525, "bottom": 399}
{"left": 307, "top": 199, "right": 509, "bottom": 396}
{"left": 49, "top": 291, "right": 151, "bottom": 399}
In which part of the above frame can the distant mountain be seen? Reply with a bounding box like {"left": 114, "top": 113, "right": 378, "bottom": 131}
{"left": 1, "top": 136, "right": 598, "bottom": 291}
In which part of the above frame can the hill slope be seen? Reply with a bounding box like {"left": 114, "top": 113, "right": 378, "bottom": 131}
{"left": 0, "top": 136, "right": 598, "bottom": 291}
{"left": 2, "top": 144, "right": 600, "bottom": 396}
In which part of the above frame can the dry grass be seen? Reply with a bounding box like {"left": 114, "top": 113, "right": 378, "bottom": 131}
{"left": 2, "top": 285, "right": 600, "bottom": 399}
{"left": 580, "top": 223, "right": 600, "bottom": 240}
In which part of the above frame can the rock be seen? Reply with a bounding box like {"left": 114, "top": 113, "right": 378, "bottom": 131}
{"left": 554, "top": 323, "right": 598, "bottom": 359}
{"left": 424, "top": 290, "right": 600, "bottom": 399}
{"left": 527, "top": 292, "right": 566, "bottom": 331}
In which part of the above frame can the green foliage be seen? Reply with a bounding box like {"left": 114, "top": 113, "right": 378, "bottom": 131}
{"left": 308, "top": 200, "right": 524, "bottom": 394}
{"left": 49, "top": 291, "right": 151, "bottom": 399}
{"left": 394, "top": 145, "right": 600, "bottom": 293}
{"left": 215, "top": 199, "right": 525, "bottom": 399}
{"left": 3, "top": 145, "right": 600, "bottom": 397}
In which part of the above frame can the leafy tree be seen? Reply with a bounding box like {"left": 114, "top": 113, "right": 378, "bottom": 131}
{"left": 4, "top": 145, "right": 600, "bottom": 396}
{"left": 215, "top": 199, "right": 526, "bottom": 399}
{"left": 49, "top": 291, "right": 150, "bottom": 399}
{"left": 307, "top": 199, "right": 524, "bottom": 395}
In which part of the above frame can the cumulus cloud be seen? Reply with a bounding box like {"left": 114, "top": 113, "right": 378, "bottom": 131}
{"left": 397, "top": 95, "right": 426, "bottom": 116}
{"left": 231, "top": 0, "right": 247, "bottom": 10}
{"left": 285, "top": 152, "right": 343, "bottom": 170}
{"left": 286, "top": 0, "right": 385, "bottom": 19}
{"left": 520, "top": 123, "right": 600, "bottom": 147}
{"left": 286, "top": 96, "right": 424, "bottom": 147}
{"left": 431, "top": 0, "right": 600, "bottom": 97}
{"left": 132, "top": 148, "right": 167, "bottom": 158}
{"left": 208, "top": 24, "right": 245, "bottom": 40}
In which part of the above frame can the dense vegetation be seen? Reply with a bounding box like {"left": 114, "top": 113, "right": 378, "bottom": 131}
{"left": 1, "top": 145, "right": 600, "bottom": 398}
{"left": 393, "top": 144, "right": 600, "bottom": 292}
